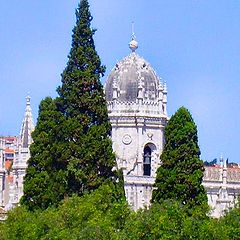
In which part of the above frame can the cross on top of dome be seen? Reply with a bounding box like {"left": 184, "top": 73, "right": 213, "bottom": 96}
{"left": 129, "top": 22, "right": 138, "bottom": 52}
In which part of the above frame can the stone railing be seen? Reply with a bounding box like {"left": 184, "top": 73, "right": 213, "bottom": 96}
{"left": 124, "top": 175, "right": 155, "bottom": 185}
{"left": 203, "top": 166, "right": 221, "bottom": 181}
{"left": 203, "top": 166, "right": 240, "bottom": 182}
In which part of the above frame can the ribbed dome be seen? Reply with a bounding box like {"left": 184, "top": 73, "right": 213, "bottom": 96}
{"left": 105, "top": 52, "right": 162, "bottom": 102}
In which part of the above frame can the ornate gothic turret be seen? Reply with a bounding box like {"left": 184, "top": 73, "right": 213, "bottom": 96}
{"left": 105, "top": 36, "right": 167, "bottom": 210}
{"left": 19, "top": 95, "right": 34, "bottom": 149}
{"left": 11, "top": 95, "right": 35, "bottom": 205}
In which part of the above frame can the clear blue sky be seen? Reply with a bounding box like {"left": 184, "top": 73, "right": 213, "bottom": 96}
{"left": 0, "top": 0, "right": 239, "bottom": 163}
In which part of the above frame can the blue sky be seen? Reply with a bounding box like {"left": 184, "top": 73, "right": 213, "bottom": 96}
{"left": 0, "top": 0, "right": 239, "bottom": 163}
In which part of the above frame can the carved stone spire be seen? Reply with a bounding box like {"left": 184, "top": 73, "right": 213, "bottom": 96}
{"left": 19, "top": 95, "right": 34, "bottom": 148}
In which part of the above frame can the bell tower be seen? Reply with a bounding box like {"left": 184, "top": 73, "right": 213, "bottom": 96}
{"left": 105, "top": 37, "right": 168, "bottom": 210}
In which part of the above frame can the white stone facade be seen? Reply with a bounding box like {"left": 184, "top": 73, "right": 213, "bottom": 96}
{"left": 203, "top": 159, "right": 240, "bottom": 217}
{"left": 105, "top": 40, "right": 240, "bottom": 216}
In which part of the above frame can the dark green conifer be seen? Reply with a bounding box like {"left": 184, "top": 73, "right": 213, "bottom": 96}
{"left": 56, "top": 0, "right": 117, "bottom": 196}
{"left": 22, "top": 0, "right": 119, "bottom": 210}
{"left": 151, "top": 107, "right": 207, "bottom": 208}
{"left": 21, "top": 97, "right": 68, "bottom": 210}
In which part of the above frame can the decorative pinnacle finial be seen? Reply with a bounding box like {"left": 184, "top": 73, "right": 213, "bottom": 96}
{"left": 26, "top": 93, "right": 31, "bottom": 106}
{"left": 131, "top": 21, "right": 136, "bottom": 40}
{"left": 129, "top": 21, "right": 138, "bottom": 52}
{"left": 163, "top": 81, "right": 167, "bottom": 92}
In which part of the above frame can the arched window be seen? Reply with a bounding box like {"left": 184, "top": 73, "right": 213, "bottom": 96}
{"left": 143, "top": 146, "right": 151, "bottom": 176}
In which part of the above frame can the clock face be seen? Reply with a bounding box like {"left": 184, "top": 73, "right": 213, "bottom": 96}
{"left": 122, "top": 134, "right": 132, "bottom": 145}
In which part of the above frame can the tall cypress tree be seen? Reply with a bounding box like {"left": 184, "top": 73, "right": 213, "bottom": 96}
{"left": 22, "top": 0, "right": 119, "bottom": 210}
{"left": 56, "top": 0, "right": 117, "bottom": 196}
{"left": 151, "top": 107, "right": 207, "bottom": 208}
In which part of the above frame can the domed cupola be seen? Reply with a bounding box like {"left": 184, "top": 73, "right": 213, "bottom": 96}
{"left": 104, "top": 35, "right": 167, "bottom": 116}
{"left": 105, "top": 52, "right": 162, "bottom": 102}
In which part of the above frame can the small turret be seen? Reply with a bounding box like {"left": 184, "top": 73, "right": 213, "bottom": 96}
{"left": 11, "top": 95, "right": 35, "bottom": 205}
{"left": 112, "top": 77, "right": 119, "bottom": 100}
{"left": 162, "top": 82, "right": 167, "bottom": 115}
{"left": 19, "top": 95, "right": 34, "bottom": 148}
{"left": 137, "top": 77, "right": 144, "bottom": 102}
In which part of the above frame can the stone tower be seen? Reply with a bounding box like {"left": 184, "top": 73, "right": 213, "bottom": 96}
{"left": 11, "top": 95, "right": 35, "bottom": 205}
{"left": 104, "top": 37, "right": 168, "bottom": 210}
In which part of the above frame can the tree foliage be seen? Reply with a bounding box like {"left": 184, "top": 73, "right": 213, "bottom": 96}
{"left": 21, "top": 97, "right": 69, "bottom": 210}
{"left": 3, "top": 195, "right": 240, "bottom": 240}
{"left": 3, "top": 184, "right": 130, "bottom": 240}
{"left": 152, "top": 107, "right": 208, "bottom": 209}
{"left": 22, "top": 0, "right": 120, "bottom": 210}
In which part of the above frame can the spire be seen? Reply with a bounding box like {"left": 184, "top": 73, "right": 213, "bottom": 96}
{"left": 129, "top": 22, "right": 138, "bottom": 52}
{"left": 19, "top": 95, "right": 34, "bottom": 148}
{"left": 131, "top": 21, "right": 136, "bottom": 41}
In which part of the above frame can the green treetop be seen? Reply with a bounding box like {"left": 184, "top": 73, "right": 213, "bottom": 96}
{"left": 151, "top": 107, "right": 208, "bottom": 209}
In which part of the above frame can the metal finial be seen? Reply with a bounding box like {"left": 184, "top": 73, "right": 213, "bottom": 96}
{"left": 131, "top": 21, "right": 136, "bottom": 40}
{"left": 26, "top": 93, "right": 31, "bottom": 106}
{"left": 129, "top": 21, "right": 138, "bottom": 52}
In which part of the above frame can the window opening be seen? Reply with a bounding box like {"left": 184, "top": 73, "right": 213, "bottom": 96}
{"left": 143, "top": 146, "right": 151, "bottom": 176}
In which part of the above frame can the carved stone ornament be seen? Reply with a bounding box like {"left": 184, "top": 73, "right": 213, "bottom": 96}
{"left": 147, "top": 132, "right": 153, "bottom": 140}
{"left": 122, "top": 134, "right": 132, "bottom": 145}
